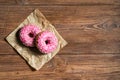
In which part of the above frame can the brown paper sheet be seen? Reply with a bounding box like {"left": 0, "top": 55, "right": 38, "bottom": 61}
{"left": 6, "top": 9, "right": 67, "bottom": 70}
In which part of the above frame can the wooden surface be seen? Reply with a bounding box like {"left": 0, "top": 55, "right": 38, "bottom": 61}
{"left": 0, "top": 0, "right": 120, "bottom": 80}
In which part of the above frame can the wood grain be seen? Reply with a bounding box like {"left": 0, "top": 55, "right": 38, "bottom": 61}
{"left": 0, "top": 0, "right": 120, "bottom": 80}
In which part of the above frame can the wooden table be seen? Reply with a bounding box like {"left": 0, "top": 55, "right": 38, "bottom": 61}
{"left": 0, "top": 0, "right": 120, "bottom": 80}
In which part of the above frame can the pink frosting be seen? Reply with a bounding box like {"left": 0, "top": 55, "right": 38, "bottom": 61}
{"left": 36, "top": 31, "right": 58, "bottom": 54}
{"left": 19, "top": 24, "right": 41, "bottom": 47}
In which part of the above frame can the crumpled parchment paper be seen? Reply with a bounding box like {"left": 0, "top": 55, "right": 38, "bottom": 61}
{"left": 6, "top": 9, "right": 67, "bottom": 70}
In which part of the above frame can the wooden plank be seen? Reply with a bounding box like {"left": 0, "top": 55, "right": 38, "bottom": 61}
{"left": 0, "top": 54, "right": 120, "bottom": 74}
{"left": 0, "top": 54, "right": 120, "bottom": 73}
{"left": 0, "top": 0, "right": 119, "bottom": 6}
{"left": 0, "top": 72, "right": 120, "bottom": 80}
{"left": 0, "top": 0, "right": 16, "bottom": 5}
{"left": 0, "top": 5, "right": 119, "bottom": 24}
{"left": 0, "top": 54, "right": 120, "bottom": 80}
{"left": 4, "top": 5, "right": 119, "bottom": 23}
{"left": 24, "top": 0, "right": 120, "bottom": 5}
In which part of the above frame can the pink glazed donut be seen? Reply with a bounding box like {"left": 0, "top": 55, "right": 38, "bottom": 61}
{"left": 36, "top": 31, "right": 58, "bottom": 54}
{"left": 19, "top": 24, "right": 41, "bottom": 47}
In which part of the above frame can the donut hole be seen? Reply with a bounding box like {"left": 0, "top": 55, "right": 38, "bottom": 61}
{"left": 29, "top": 33, "right": 34, "bottom": 38}
{"left": 45, "top": 40, "right": 50, "bottom": 45}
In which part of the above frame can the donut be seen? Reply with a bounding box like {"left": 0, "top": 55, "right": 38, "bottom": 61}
{"left": 36, "top": 31, "right": 58, "bottom": 54}
{"left": 19, "top": 24, "right": 41, "bottom": 47}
